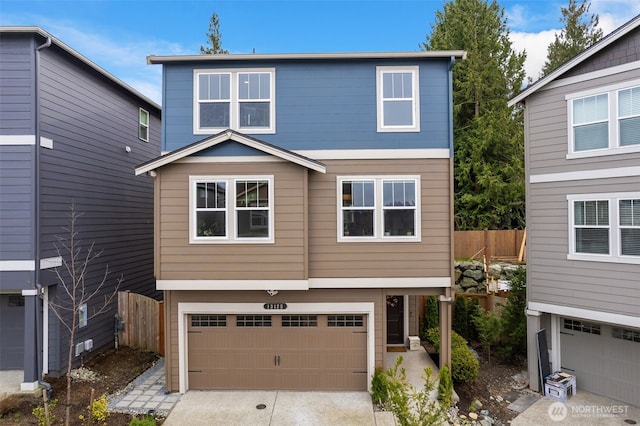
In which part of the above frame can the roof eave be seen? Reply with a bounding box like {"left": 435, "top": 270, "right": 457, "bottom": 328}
{"left": 147, "top": 50, "right": 467, "bottom": 64}
{"left": 508, "top": 14, "right": 640, "bottom": 107}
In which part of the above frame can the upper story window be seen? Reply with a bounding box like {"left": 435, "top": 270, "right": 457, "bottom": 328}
{"left": 566, "top": 81, "right": 640, "bottom": 158}
{"left": 190, "top": 175, "right": 274, "bottom": 244}
{"left": 194, "top": 69, "right": 275, "bottom": 134}
{"left": 139, "top": 108, "right": 149, "bottom": 142}
{"left": 376, "top": 66, "right": 420, "bottom": 132}
{"left": 568, "top": 193, "right": 640, "bottom": 264}
{"left": 338, "top": 176, "right": 420, "bottom": 242}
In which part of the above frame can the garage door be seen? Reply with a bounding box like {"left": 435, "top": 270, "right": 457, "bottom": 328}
{"left": 0, "top": 294, "right": 25, "bottom": 370}
{"left": 187, "top": 314, "right": 368, "bottom": 390}
{"left": 560, "top": 318, "right": 640, "bottom": 406}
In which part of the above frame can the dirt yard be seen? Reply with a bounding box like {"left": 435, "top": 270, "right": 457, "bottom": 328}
{"left": 0, "top": 346, "right": 159, "bottom": 425}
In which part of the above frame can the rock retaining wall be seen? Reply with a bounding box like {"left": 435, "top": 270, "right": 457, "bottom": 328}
{"left": 455, "top": 261, "right": 524, "bottom": 293}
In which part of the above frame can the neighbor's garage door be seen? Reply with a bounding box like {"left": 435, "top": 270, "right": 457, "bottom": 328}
{"left": 560, "top": 318, "right": 640, "bottom": 406}
{"left": 0, "top": 295, "right": 25, "bottom": 369}
{"left": 187, "top": 314, "right": 368, "bottom": 390}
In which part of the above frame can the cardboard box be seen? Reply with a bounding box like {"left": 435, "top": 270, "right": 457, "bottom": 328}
{"left": 544, "top": 373, "right": 576, "bottom": 402}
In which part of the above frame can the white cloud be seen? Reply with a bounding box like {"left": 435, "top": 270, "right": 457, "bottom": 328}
{"left": 510, "top": 29, "right": 558, "bottom": 82}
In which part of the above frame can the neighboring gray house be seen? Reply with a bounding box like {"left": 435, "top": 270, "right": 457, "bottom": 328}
{"left": 509, "top": 15, "right": 640, "bottom": 406}
{"left": 0, "top": 27, "right": 160, "bottom": 391}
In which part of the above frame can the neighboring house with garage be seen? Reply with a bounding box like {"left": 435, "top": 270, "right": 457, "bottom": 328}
{"left": 135, "top": 50, "right": 464, "bottom": 393}
{"left": 0, "top": 27, "right": 160, "bottom": 391}
{"left": 509, "top": 15, "right": 640, "bottom": 406}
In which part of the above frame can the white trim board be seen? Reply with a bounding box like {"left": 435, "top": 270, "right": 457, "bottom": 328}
{"left": 157, "top": 276, "right": 452, "bottom": 291}
{"left": 176, "top": 302, "right": 375, "bottom": 394}
{"left": 528, "top": 301, "right": 640, "bottom": 328}
{"left": 530, "top": 166, "right": 640, "bottom": 183}
{"left": 0, "top": 257, "right": 63, "bottom": 271}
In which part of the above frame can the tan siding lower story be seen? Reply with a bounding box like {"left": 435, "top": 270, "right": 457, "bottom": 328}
{"left": 164, "top": 287, "right": 449, "bottom": 392}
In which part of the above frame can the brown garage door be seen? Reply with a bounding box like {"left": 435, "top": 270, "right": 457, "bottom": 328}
{"left": 188, "top": 313, "right": 368, "bottom": 390}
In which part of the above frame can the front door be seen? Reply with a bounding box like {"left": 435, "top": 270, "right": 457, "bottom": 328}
{"left": 386, "top": 295, "right": 404, "bottom": 345}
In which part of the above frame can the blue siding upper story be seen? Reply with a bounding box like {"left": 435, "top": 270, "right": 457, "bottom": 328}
{"left": 161, "top": 58, "right": 452, "bottom": 153}
{"left": 0, "top": 33, "right": 35, "bottom": 134}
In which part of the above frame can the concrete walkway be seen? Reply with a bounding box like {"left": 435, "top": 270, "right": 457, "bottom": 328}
{"left": 512, "top": 391, "right": 640, "bottom": 425}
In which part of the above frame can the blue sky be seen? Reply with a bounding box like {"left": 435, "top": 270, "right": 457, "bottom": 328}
{"left": 1, "top": 0, "right": 637, "bottom": 105}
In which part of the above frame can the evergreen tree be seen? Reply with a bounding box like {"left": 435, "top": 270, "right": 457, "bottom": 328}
{"left": 200, "top": 12, "right": 229, "bottom": 54}
{"left": 541, "top": 0, "right": 603, "bottom": 76}
{"left": 423, "top": 0, "right": 526, "bottom": 230}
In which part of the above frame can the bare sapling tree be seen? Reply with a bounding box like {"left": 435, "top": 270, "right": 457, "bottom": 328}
{"left": 46, "top": 206, "right": 122, "bottom": 426}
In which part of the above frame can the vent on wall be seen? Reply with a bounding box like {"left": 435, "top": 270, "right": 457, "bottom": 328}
{"left": 75, "top": 342, "right": 84, "bottom": 357}
{"left": 84, "top": 339, "right": 93, "bottom": 351}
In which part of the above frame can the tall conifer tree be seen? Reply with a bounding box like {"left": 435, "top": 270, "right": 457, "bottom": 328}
{"left": 200, "top": 12, "right": 229, "bottom": 54}
{"left": 423, "top": 0, "right": 527, "bottom": 230}
{"left": 541, "top": 0, "right": 603, "bottom": 76}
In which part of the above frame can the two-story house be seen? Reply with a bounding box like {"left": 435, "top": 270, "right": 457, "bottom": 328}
{"left": 136, "top": 51, "right": 464, "bottom": 393}
{"left": 0, "top": 27, "right": 160, "bottom": 391}
{"left": 509, "top": 16, "right": 640, "bottom": 406}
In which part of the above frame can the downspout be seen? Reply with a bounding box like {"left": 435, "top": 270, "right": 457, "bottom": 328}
{"left": 34, "top": 35, "right": 52, "bottom": 397}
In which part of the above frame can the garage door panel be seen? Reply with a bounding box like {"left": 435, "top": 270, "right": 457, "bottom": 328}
{"left": 187, "top": 313, "right": 368, "bottom": 391}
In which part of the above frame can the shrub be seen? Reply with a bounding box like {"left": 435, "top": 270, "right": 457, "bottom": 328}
{"left": 129, "top": 415, "right": 157, "bottom": 426}
{"left": 90, "top": 393, "right": 109, "bottom": 423}
{"left": 370, "top": 367, "right": 389, "bottom": 406}
{"left": 466, "top": 297, "right": 482, "bottom": 341}
{"left": 472, "top": 308, "right": 502, "bottom": 363}
{"left": 425, "top": 327, "right": 478, "bottom": 384}
{"left": 32, "top": 398, "right": 57, "bottom": 426}
{"left": 383, "top": 356, "right": 444, "bottom": 426}
{"left": 452, "top": 296, "right": 469, "bottom": 339}
{"left": 423, "top": 296, "right": 439, "bottom": 336}
{"left": 437, "top": 364, "right": 453, "bottom": 407}
{"left": 496, "top": 267, "right": 527, "bottom": 360}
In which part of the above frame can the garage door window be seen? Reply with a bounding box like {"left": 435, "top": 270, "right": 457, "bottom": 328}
{"left": 191, "top": 315, "right": 226, "bottom": 327}
{"left": 237, "top": 315, "right": 272, "bottom": 327}
{"left": 328, "top": 315, "right": 364, "bottom": 327}
{"left": 612, "top": 327, "right": 640, "bottom": 343}
{"left": 564, "top": 318, "right": 600, "bottom": 335}
{"left": 282, "top": 315, "right": 317, "bottom": 327}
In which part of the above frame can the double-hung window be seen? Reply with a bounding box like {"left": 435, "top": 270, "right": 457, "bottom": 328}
{"left": 138, "top": 108, "right": 149, "bottom": 142}
{"left": 339, "top": 176, "right": 420, "bottom": 241}
{"left": 195, "top": 69, "right": 275, "bottom": 134}
{"left": 190, "top": 176, "right": 274, "bottom": 243}
{"left": 566, "top": 81, "right": 640, "bottom": 157}
{"left": 568, "top": 193, "right": 640, "bottom": 263}
{"left": 376, "top": 66, "right": 420, "bottom": 132}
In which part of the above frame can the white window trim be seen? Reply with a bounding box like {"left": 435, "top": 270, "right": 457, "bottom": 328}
{"left": 193, "top": 68, "right": 276, "bottom": 135}
{"left": 336, "top": 175, "right": 421, "bottom": 242}
{"left": 566, "top": 79, "right": 640, "bottom": 159}
{"left": 138, "top": 108, "right": 149, "bottom": 142}
{"left": 567, "top": 192, "right": 640, "bottom": 264}
{"left": 376, "top": 66, "right": 420, "bottom": 133}
{"left": 189, "top": 175, "right": 274, "bottom": 244}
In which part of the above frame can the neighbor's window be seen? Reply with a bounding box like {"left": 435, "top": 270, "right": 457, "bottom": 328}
{"left": 571, "top": 94, "right": 609, "bottom": 151}
{"left": 618, "top": 86, "right": 640, "bottom": 147}
{"left": 573, "top": 200, "right": 609, "bottom": 254}
{"left": 339, "top": 176, "right": 419, "bottom": 241}
{"left": 195, "top": 69, "right": 274, "bottom": 134}
{"left": 377, "top": 66, "right": 420, "bottom": 132}
{"left": 567, "top": 82, "right": 640, "bottom": 157}
{"left": 139, "top": 108, "right": 149, "bottom": 142}
{"left": 619, "top": 199, "right": 640, "bottom": 256}
{"left": 568, "top": 193, "right": 640, "bottom": 264}
{"left": 190, "top": 176, "right": 273, "bottom": 243}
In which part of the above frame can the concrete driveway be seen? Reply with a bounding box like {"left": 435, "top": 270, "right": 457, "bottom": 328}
{"left": 161, "top": 390, "right": 390, "bottom": 425}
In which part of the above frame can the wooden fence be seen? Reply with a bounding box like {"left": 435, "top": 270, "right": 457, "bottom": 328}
{"left": 117, "top": 291, "right": 164, "bottom": 355}
{"left": 454, "top": 229, "right": 526, "bottom": 261}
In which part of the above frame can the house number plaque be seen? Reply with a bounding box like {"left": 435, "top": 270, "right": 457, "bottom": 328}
{"left": 264, "top": 303, "right": 287, "bottom": 310}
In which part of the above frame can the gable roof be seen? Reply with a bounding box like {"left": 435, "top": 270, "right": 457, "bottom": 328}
{"left": 509, "top": 14, "right": 640, "bottom": 107}
{"left": 0, "top": 26, "right": 160, "bottom": 112}
{"left": 135, "top": 130, "right": 327, "bottom": 175}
